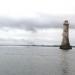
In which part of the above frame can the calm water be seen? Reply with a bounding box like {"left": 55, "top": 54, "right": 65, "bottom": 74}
{"left": 0, "top": 46, "right": 75, "bottom": 75}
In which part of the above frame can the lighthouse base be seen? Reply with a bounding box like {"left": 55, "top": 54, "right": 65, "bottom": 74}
{"left": 60, "top": 45, "right": 72, "bottom": 50}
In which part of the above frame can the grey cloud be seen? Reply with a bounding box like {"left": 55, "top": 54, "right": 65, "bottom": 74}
{"left": 0, "top": 14, "right": 74, "bottom": 31}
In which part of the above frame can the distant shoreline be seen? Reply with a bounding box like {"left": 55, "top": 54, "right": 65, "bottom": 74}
{"left": 0, "top": 45, "right": 74, "bottom": 47}
{"left": 0, "top": 45, "right": 59, "bottom": 47}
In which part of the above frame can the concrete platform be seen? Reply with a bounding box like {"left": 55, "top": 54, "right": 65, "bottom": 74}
{"left": 60, "top": 45, "right": 72, "bottom": 50}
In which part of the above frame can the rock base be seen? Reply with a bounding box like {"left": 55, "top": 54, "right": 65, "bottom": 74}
{"left": 60, "top": 45, "right": 72, "bottom": 50}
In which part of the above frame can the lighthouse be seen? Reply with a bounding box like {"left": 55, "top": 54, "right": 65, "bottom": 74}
{"left": 60, "top": 20, "right": 72, "bottom": 50}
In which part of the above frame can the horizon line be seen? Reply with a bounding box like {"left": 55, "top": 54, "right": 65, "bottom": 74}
{"left": 0, "top": 44, "right": 74, "bottom": 47}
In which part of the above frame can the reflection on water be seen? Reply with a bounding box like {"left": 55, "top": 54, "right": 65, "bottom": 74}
{"left": 61, "top": 50, "right": 69, "bottom": 75}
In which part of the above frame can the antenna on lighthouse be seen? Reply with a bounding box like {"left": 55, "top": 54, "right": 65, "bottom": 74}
{"left": 60, "top": 20, "right": 72, "bottom": 50}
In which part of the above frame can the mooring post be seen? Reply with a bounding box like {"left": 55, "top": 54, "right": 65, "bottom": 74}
{"left": 60, "top": 20, "right": 72, "bottom": 50}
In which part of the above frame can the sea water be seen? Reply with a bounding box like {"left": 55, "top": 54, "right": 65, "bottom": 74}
{"left": 0, "top": 46, "right": 74, "bottom": 75}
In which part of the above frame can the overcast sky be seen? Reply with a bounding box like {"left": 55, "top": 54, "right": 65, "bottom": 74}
{"left": 0, "top": 0, "right": 75, "bottom": 29}
{"left": 0, "top": 0, "right": 75, "bottom": 45}
{"left": 0, "top": 0, "right": 75, "bottom": 18}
